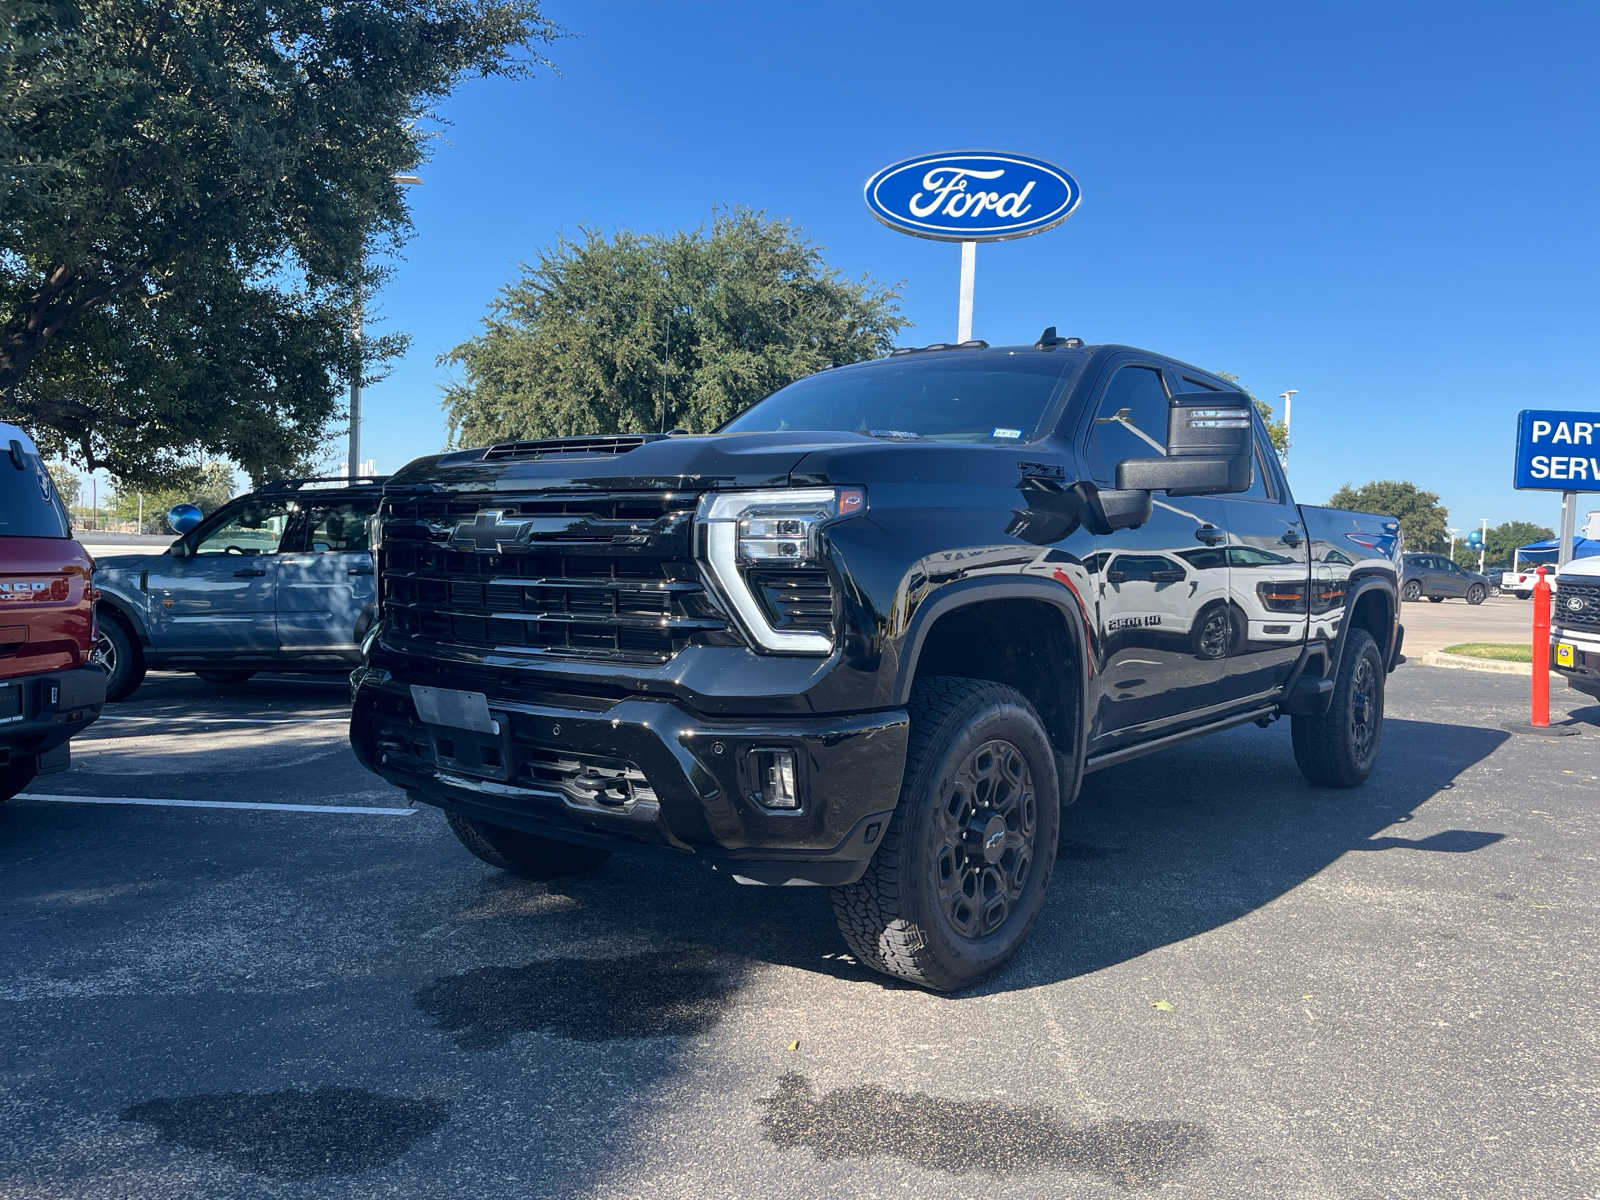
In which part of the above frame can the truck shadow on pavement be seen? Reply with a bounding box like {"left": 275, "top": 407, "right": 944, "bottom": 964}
{"left": 414, "top": 716, "right": 1509, "bottom": 1021}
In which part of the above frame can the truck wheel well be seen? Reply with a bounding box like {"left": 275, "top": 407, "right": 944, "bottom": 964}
{"left": 1349, "top": 588, "right": 1392, "bottom": 651}
{"left": 97, "top": 599, "right": 145, "bottom": 648}
{"left": 911, "top": 598, "right": 1079, "bottom": 755}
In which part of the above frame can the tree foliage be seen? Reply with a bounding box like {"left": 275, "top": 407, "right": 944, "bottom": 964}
{"left": 441, "top": 210, "right": 907, "bottom": 446}
{"left": 1329, "top": 480, "right": 1450, "bottom": 552}
{"left": 109, "top": 462, "right": 237, "bottom": 532}
{"left": 1483, "top": 520, "right": 1555, "bottom": 568}
{"left": 1, "top": 0, "right": 559, "bottom": 484}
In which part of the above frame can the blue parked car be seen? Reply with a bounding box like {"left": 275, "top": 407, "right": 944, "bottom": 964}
{"left": 92, "top": 477, "right": 386, "bottom": 700}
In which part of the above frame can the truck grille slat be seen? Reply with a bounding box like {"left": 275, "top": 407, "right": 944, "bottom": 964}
{"left": 381, "top": 491, "right": 721, "bottom": 663}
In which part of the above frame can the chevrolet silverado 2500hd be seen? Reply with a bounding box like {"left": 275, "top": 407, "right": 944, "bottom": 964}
{"left": 350, "top": 338, "right": 1404, "bottom": 990}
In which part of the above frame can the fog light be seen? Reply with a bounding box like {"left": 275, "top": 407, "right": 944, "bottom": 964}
{"left": 752, "top": 748, "right": 799, "bottom": 809}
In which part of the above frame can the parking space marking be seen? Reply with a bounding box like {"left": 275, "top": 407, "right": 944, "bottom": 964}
{"left": 18, "top": 794, "right": 416, "bottom": 816}
{"left": 92, "top": 714, "right": 348, "bottom": 726}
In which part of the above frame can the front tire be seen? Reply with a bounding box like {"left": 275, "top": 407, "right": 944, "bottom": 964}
{"left": 1401, "top": 580, "right": 1422, "bottom": 602}
{"left": 1292, "top": 628, "right": 1385, "bottom": 788}
{"left": 92, "top": 616, "right": 146, "bottom": 702}
{"left": 831, "top": 677, "right": 1060, "bottom": 992}
{"left": 444, "top": 810, "right": 612, "bottom": 879}
{"left": 1467, "top": 584, "right": 1486, "bottom": 605}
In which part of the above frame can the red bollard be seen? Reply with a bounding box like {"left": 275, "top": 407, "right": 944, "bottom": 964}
{"left": 1531, "top": 564, "right": 1551, "bottom": 727}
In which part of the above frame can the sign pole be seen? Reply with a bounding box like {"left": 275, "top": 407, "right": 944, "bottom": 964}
{"left": 956, "top": 240, "right": 976, "bottom": 343}
{"left": 1558, "top": 491, "right": 1577, "bottom": 567}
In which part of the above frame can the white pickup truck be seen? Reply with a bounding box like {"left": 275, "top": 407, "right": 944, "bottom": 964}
{"left": 1551, "top": 555, "right": 1600, "bottom": 700}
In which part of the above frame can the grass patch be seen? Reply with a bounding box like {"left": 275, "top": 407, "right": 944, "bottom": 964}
{"left": 1443, "top": 642, "right": 1532, "bottom": 662}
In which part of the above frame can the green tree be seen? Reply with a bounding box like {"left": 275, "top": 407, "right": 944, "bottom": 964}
{"left": 1214, "top": 372, "right": 1288, "bottom": 454}
{"left": 1483, "top": 520, "right": 1554, "bottom": 569}
{"left": 45, "top": 460, "right": 79, "bottom": 509}
{"left": 441, "top": 210, "right": 907, "bottom": 446}
{"left": 109, "top": 463, "right": 237, "bottom": 533}
{"left": 1, "top": 0, "right": 559, "bottom": 484}
{"left": 1329, "top": 480, "right": 1450, "bottom": 552}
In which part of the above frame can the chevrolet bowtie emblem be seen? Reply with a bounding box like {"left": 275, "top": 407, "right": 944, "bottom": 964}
{"left": 448, "top": 510, "right": 533, "bottom": 552}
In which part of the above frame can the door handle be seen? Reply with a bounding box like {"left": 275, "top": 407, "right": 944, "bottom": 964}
{"left": 347, "top": 567, "right": 374, "bottom": 576}
{"left": 1280, "top": 527, "right": 1304, "bottom": 547}
{"left": 233, "top": 568, "right": 266, "bottom": 578}
{"left": 1193, "top": 524, "right": 1225, "bottom": 546}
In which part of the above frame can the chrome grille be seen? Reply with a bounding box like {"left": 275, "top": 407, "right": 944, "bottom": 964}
{"left": 1557, "top": 581, "right": 1600, "bottom": 632}
{"left": 380, "top": 491, "right": 723, "bottom": 662}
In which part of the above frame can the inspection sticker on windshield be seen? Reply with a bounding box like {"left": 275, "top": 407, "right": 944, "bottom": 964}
{"left": 410, "top": 685, "right": 499, "bottom": 734}
{"left": 992, "top": 427, "right": 1023, "bottom": 440}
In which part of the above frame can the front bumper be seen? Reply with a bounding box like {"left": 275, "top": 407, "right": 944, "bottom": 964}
{"left": 0, "top": 665, "right": 106, "bottom": 773}
{"left": 349, "top": 667, "right": 908, "bottom": 885}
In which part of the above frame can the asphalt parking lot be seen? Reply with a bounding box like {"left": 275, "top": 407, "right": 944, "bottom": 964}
{"left": 2, "top": 665, "right": 1596, "bottom": 1199}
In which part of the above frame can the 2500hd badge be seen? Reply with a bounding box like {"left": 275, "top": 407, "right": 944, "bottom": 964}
{"left": 351, "top": 336, "right": 1404, "bottom": 991}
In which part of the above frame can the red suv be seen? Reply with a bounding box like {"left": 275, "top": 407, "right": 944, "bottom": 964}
{"left": 0, "top": 421, "right": 105, "bottom": 803}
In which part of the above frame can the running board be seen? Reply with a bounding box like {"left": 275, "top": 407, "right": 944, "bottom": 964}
{"left": 1084, "top": 706, "right": 1279, "bottom": 774}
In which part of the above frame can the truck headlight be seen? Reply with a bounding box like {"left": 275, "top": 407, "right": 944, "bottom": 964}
{"left": 696, "top": 487, "right": 865, "bottom": 653}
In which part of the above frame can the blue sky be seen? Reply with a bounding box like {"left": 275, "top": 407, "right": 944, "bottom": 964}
{"left": 355, "top": 0, "right": 1598, "bottom": 534}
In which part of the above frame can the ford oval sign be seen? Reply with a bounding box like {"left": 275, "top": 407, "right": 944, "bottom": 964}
{"left": 864, "top": 151, "right": 1079, "bottom": 242}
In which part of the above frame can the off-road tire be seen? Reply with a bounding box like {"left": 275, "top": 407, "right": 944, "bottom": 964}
{"left": 1401, "top": 580, "right": 1422, "bottom": 602}
{"left": 830, "top": 677, "right": 1060, "bottom": 992}
{"left": 94, "top": 615, "right": 146, "bottom": 703}
{"left": 194, "top": 669, "right": 257, "bottom": 685}
{"left": 1292, "top": 628, "right": 1385, "bottom": 788}
{"left": 1466, "top": 584, "right": 1486, "bottom": 605}
{"left": 0, "top": 757, "right": 37, "bottom": 803}
{"left": 444, "top": 809, "right": 612, "bottom": 879}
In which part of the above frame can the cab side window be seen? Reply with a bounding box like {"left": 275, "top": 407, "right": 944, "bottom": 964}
{"left": 193, "top": 503, "right": 292, "bottom": 556}
{"left": 305, "top": 502, "right": 372, "bottom": 554}
{"left": 1085, "top": 366, "right": 1169, "bottom": 484}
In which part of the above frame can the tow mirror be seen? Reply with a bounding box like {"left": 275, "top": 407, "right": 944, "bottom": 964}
{"left": 1115, "top": 392, "right": 1255, "bottom": 497}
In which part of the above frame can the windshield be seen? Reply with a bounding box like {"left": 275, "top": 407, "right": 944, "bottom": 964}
{"left": 721, "top": 352, "right": 1080, "bottom": 444}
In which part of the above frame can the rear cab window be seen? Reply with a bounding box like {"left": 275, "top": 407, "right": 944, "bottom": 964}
{"left": 0, "top": 438, "right": 72, "bottom": 538}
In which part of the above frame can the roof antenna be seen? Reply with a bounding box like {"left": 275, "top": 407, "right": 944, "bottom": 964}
{"left": 1035, "top": 326, "right": 1068, "bottom": 349}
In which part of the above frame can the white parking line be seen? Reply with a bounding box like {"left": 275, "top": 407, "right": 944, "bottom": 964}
{"left": 19, "top": 794, "right": 416, "bottom": 816}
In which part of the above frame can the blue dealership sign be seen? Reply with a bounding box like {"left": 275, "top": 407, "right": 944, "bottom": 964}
{"left": 864, "top": 151, "right": 1080, "bottom": 242}
{"left": 1513, "top": 409, "right": 1600, "bottom": 491}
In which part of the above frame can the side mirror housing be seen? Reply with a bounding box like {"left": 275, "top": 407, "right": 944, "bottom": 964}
{"left": 169, "top": 540, "right": 190, "bottom": 558}
{"left": 1069, "top": 481, "right": 1152, "bottom": 535}
{"left": 1115, "top": 392, "right": 1255, "bottom": 497}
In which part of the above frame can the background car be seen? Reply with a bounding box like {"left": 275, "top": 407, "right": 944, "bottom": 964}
{"left": 1485, "top": 567, "right": 1505, "bottom": 596}
{"left": 0, "top": 420, "right": 105, "bottom": 800}
{"left": 1400, "top": 552, "right": 1489, "bottom": 604}
{"left": 91, "top": 476, "right": 386, "bottom": 700}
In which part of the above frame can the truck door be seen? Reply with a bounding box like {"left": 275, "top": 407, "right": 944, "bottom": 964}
{"left": 1075, "top": 361, "right": 1230, "bottom": 746}
{"left": 143, "top": 498, "right": 290, "bottom": 652}
{"left": 1210, "top": 423, "right": 1310, "bottom": 704}
{"left": 274, "top": 499, "right": 377, "bottom": 654}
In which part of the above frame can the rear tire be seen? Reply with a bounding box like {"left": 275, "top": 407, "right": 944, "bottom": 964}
{"left": 1, "top": 757, "right": 38, "bottom": 803}
{"left": 93, "top": 616, "right": 146, "bottom": 702}
{"left": 444, "top": 810, "right": 612, "bottom": 879}
{"left": 1466, "top": 584, "right": 1486, "bottom": 605}
{"left": 1292, "top": 628, "right": 1385, "bottom": 788}
{"left": 830, "top": 677, "right": 1060, "bottom": 992}
{"left": 194, "top": 669, "right": 257, "bottom": 685}
{"left": 1428, "top": 596, "right": 1444, "bottom": 603}
{"left": 1401, "top": 581, "right": 1422, "bottom": 602}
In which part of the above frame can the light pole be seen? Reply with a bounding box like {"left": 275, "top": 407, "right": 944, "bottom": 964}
{"left": 349, "top": 173, "right": 423, "bottom": 480}
{"left": 1478, "top": 518, "right": 1489, "bottom": 574}
{"left": 1447, "top": 527, "right": 1460, "bottom": 562}
{"left": 1278, "top": 389, "right": 1298, "bottom": 469}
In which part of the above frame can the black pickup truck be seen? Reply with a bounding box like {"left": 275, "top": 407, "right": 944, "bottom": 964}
{"left": 351, "top": 337, "right": 1404, "bottom": 990}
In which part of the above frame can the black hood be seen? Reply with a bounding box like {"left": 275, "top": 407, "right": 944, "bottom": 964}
{"left": 384, "top": 431, "right": 900, "bottom": 495}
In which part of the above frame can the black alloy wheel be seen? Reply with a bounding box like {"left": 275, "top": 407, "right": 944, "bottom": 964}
{"left": 930, "top": 738, "right": 1039, "bottom": 940}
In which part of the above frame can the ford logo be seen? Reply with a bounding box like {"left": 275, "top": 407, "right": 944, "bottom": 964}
{"left": 864, "top": 151, "right": 1080, "bottom": 242}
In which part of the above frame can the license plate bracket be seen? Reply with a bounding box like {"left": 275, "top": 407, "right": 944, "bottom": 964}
{"left": 0, "top": 683, "right": 21, "bottom": 725}
{"left": 1555, "top": 642, "right": 1575, "bottom": 668}
{"left": 410, "top": 684, "right": 498, "bottom": 734}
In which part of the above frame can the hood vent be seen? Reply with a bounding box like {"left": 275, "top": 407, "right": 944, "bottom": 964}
{"left": 482, "top": 434, "right": 668, "bottom": 462}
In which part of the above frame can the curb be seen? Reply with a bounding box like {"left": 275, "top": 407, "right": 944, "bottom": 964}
{"left": 1415, "top": 650, "right": 1532, "bottom": 675}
